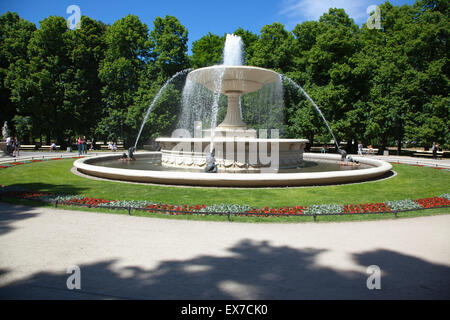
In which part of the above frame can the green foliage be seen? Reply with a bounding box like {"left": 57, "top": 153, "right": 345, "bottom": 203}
{"left": 149, "top": 15, "right": 189, "bottom": 82}
{"left": 11, "top": 115, "right": 33, "bottom": 143}
{"left": 98, "top": 14, "right": 151, "bottom": 145}
{"left": 0, "top": 12, "right": 36, "bottom": 135}
{"left": 190, "top": 32, "right": 224, "bottom": 68}
{"left": 0, "top": 1, "right": 448, "bottom": 151}
{"left": 248, "top": 22, "right": 295, "bottom": 73}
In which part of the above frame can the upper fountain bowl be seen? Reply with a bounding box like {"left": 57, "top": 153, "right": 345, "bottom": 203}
{"left": 187, "top": 65, "right": 280, "bottom": 95}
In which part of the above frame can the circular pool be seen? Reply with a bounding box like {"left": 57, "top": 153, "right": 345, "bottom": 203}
{"left": 73, "top": 152, "right": 393, "bottom": 187}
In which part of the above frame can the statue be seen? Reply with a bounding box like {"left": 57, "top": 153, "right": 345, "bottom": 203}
{"left": 204, "top": 153, "right": 218, "bottom": 173}
{"left": 2, "top": 121, "right": 9, "bottom": 140}
{"left": 118, "top": 146, "right": 136, "bottom": 161}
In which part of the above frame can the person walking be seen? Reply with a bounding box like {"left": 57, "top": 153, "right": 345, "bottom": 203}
{"left": 431, "top": 142, "right": 439, "bottom": 159}
{"left": 82, "top": 136, "right": 87, "bottom": 154}
{"left": 77, "top": 137, "right": 82, "bottom": 155}
{"left": 12, "top": 137, "right": 20, "bottom": 157}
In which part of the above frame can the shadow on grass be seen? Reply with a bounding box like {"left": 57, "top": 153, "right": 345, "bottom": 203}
{"left": 0, "top": 183, "right": 86, "bottom": 236}
{"left": 3, "top": 183, "right": 87, "bottom": 196}
{"left": 0, "top": 239, "right": 449, "bottom": 300}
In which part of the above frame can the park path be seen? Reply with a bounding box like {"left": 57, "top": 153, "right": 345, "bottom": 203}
{"left": 0, "top": 202, "right": 449, "bottom": 299}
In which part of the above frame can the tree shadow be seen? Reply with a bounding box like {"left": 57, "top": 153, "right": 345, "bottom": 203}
{"left": 0, "top": 183, "right": 86, "bottom": 236}
{"left": 2, "top": 183, "right": 87, "bottom": 196}
{"left": 0, "top": 239, "right": 449, "bottom": 300}
{"left": 0, "top": 203, "right": 40, "bottom": 236}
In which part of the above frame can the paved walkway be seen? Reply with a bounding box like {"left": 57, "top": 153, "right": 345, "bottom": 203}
{"left": 369, "top": 155, "right": 450, "bottom": 169}
{"left": 0, "top": 151, "right": 103, "bottom": 163}
{"left": 0, "top": 202, "right": 449, "bottom": 299}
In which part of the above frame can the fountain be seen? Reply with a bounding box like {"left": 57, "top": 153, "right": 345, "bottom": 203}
{"left": 74, "top": 34, "right": 392, "bottom": 187}
{"left": 155, "top": 64, "right": 309, "bottom": 171}
{"left": 156, "top": 34, "right": 307, "bottom": 171}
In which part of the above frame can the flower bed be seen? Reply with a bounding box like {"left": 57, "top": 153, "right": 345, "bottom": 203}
{"left": 1, "top": 185, "right": 449, "bottom": 218}
{"left": 343, "top": 202, "right": 391, "bottom": 214}
{"left": 415, "top": 197, "right": 450, "bottom": 208}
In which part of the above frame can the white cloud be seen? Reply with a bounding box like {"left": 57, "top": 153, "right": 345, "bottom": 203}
{"left": 279, "top": 0, "right": 377, "bottom": 27}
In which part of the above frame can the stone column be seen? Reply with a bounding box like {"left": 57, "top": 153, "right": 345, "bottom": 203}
{"left": 217, "top": 92, "right": 247, "bottom": 130}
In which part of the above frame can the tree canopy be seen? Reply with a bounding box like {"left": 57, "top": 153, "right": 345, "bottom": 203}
{"left": 1, "top": 0, "right": 448, "bottom": 152}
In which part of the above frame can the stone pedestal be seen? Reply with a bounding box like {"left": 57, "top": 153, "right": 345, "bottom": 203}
{"left": 156, "top": 137, "right": 308, "bottom": 171}
{"left": 0, "top": 141, "right": 8, "bottom": 156}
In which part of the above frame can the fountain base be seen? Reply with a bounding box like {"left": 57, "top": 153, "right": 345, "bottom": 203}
{"left": 156, "top": 137, "right": 308, "bottom": 171}
{"left": 73, "top": 152, "right": 393, "bottom": 187}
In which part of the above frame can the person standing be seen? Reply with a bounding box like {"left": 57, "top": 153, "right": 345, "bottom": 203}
{"left": 82, "top": 136, "right": 87, "bottom": 154}
{"left": 6, "top": 136, "right": 11, "bottom": 154}
{"left": 12, "top": 137, "right": 20, "bottom": 157}
{"left": 77, "top": 137, "right": 82, "bottom": 155}
{"left": 368, "top": 145, "right": 374, "bottom": 155}
{"left": 358, "top": 142, "right": 363, "bottom": 156}
{"left": 432, "top": 142, "right": 439, "bottom": 159}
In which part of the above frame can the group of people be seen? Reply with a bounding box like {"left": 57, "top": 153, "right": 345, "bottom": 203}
{"left": 5, "top": 136, "right": 20, "bottom": 156}
{"left": 108, "top": 142, "right": 118, "bottom": 152}
{"left": 77, "top": 136, "right": 88, "bottom": 155}
{"left": 357, "top": 143, "right": 374, "bottom": 156}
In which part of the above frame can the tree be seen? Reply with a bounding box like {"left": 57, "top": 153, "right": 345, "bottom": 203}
{"left": 65, "top": 16, "right": 107, "bottom": 141}
{"left": 0, "top": 12, "right": 36, "bottom": 135}
{"left": 7, "top": 16, "right": 73, "bottom": 145}
{"left": 127, "top": 15, "right": 190, "bottom": 147}
{"left": 97, "top": 14, "right": 150, "bottom": 145}
{"left": 248, "top": 22, "right": 295, "bottom": 74}
{"left": 232, "top": 28, "right": 259, "bottom": 64}
{"left": 190, "top": 32, "right": 224, "bottom": 68}
{"left": 286, "top": 9, "right": 361, "bottom": 150}
{"left": 149, "top": 15, "right": 189, "bottom": 83}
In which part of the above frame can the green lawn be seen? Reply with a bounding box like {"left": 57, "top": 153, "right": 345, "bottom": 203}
{"left": 0, "top": 159, "right": 449, "bottom": 208}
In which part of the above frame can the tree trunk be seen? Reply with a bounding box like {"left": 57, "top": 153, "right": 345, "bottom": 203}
{"left": 397, "top": 139, "right": 402, "bottom": 156}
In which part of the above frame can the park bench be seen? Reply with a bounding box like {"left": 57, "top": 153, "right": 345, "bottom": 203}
{"left": 99, "top": 144, "right": 124, "bottom": 151}
{"left": 413, "top": 150, "right": 443, "bottom": 159}
{"left": 361, "top": 148, "right": 379, "bottom": 155}
{"left": 39, "top": 145, "right": 60, "bottom": 151}
{"left": 20, "top": 144, "right": 37, "bottom": 151}
{"left": 309, "top": 146, "right": 337, "bottom": 153}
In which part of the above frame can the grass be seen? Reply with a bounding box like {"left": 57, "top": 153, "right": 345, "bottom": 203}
{"left": 0, "top": 158, "right": 448, "bottom": 209}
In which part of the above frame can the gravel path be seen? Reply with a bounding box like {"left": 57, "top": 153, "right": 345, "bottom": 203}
{"left": 0, "top": 202, "right": 449, "bottom": 299}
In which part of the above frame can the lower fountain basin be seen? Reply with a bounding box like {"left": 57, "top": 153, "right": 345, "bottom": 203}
{"left": 156, "top": 137, "right": 309, "bottom": 171}
{"left": 73, "top": 152, "right": 393, "bottom": 187}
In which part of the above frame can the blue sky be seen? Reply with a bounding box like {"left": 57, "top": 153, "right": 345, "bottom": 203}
{"left": 1, "top": 0, "right": 416, "bottom": 52}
